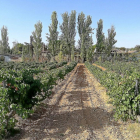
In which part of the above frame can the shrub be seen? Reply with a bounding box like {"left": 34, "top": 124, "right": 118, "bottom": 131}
{"left": 0, "top": 56, "right": 5, "bottom": 61}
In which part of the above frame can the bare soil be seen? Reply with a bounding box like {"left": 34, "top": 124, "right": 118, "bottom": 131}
{"left": 92, "top": 63, "right": 106, "bottom": 71}
{"left": 6, "top": 63, "right": 136, "bottom": 140}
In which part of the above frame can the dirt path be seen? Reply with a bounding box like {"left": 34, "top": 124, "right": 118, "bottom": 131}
{"left": 7, "top": 64, "right": 133, "bottom": 140}
{"left": 92, "top": 63, "right": 106, "bottom": 71}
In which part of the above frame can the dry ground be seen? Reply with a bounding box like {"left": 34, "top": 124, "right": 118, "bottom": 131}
{"left": 92, "top": 63, "right": 106, "bottom": 71}
{"left": 6, "top": 63, "right": 139, "bottom": 140}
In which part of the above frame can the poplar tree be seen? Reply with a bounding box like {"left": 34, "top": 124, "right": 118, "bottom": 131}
{"left": 96, "top": 19, "right": 105, "bottom": 53}
{"left": 58, "top": 34, "right": 68, "bottom": 60}
{"left": 0, "top": 40, "right": 2, "bottom": 53}
{"left": 104, "top": 37, "right": 109, "bottom": 55}
{"left": 58, "top": 44, "right": 63, "bottom": 62}
{"left": 32, "top": 21, "right": 43, "bottom": 62}
{"left": 86, "top": 35, "right": 94, "bottom": 62}
{"left": 0, "top": 26, "right": 9, "bottom": 54}
{"left": 106, "top": 25, "right": 117, "bottom": 56}
{"left": 60, "top": 10, "right": 76, "bottom": 62}
{"left": 59, "top": 13, "right": 69, "bottom": 61}
{"left": 77, "top": 12, "right": 94, "bottom": 62}
{"left": 71, "top": 45, "right": 75, "bottom": 61}
{"left": 77, "top": 12, "right": 85, "bottom": 62}
{"left": 69, "top": 10, "right": 76, "bottom": 61}
{"left": 46, "top": 11, "right": 58, "bottom": 62}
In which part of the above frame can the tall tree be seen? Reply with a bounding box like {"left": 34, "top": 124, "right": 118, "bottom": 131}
{"left": 46, "top": 11, "right": 59, "bottom": 62}
{"left": 106, "top": 25, "right": 117, "bottom": 56}
{"left": 60, "top": 10, "right": 76, "bottom": 62}
{"left": 119, "top": 47, "right": 126, "bottom": 51}
{"left": 77, "top": 12, "right": 94, "bottom": 62}
{"left": 0, "top": 40, "right": 2, "bottom": 53}
{"left": 32, "top": 21, "right": 43, "bottom": 62}
{"left": 86, "top": 35, "right": 94, "bottom": 62}
{"left": 71, "top": 45, "right": 75, "bottom": 61}
{"left": 69, "top": 10, "right": 76, "bottom": 61}
{"left": 0, "top": 26, "right": 9, "bottom": 54}
{"left": 58, "top": 34, "right": 68, "bottom": 59}
{"left": 11, "top": 41, "right": 18, "bottom": 55}
{"left": 96, "top": 19, "right": 105, "bottom": 53}
{"left": 77, "top": 12, "right": 85, "bottom": 61}
{"left": 104, "top": 37, "right": 108, "bottom": 57}
{"left": 58, "top": 44, "right": 63, "bottom": 62}
{"left": 11, "top": 43, "right": 28, "bottom": 55}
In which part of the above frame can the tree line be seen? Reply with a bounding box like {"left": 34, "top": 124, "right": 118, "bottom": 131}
{"left": 0, "top": 10, "right": 119, "bottom": 62}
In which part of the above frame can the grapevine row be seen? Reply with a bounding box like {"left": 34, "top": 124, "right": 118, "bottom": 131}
{"left": 85, "top": 61, "right": 140, "bottom": 122}
{"left": 0, "top": 61, "right": 77, "bottom": 139}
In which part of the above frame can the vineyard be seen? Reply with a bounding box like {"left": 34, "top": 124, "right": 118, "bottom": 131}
{"left": 0, "top": 61, "right": 77, "bottom": 139}
{"left": 0, "top": 0, "right": 140, "bottom": 139}
{"left": 85, "top": 61, "right": 140, "bottom": 121}
{"left": 0, "top": 60, "right": 140, "bottom": 139}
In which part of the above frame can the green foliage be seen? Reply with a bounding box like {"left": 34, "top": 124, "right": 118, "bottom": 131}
{"left": 134, "top": 45, "right": 140, "bottom": 52}
{"left": 0, "top": 69, "right": 42, "bottom": 109}
{"left": 58, "top": 44, "right": 63, "bottom": 62}
{"left": 92, "top": 44, "right": 96, "bottom": 49}
{"left": 106, "top": 25, "right": 117, "bottom": 55}
{"left": 95, "top": 60, "right": 140, "bottom": 75}
{"left": 59, "top": 10, "right": 76, "bottom": 61}
{"left": 85, "top": 61, "right": 140, "bottom": 121}
{"left": 0, "top": 26, "right": 9, "bottom": 54}
{"left": 119, "top": 47, "right": 126, "bottom": 51}
{"left": 32, "top": 21, "right": 43, "bottom": 62}
{"left": 86, "top": 46, "right": 93, "bottom": 62}
{"left": 0, "top": 60, "right": 77, "bottom": 138}
{"left": 46, "top": 11, "right": 59, "bottom": 61}
{"left": 0, "top": 55, "right": 5, "bottom": 61}
{"left": 86, "top": 35, "right": 94, "bottom": 62}
{"left": 11, "top": 43, "right": 28, "bottom": 55}
{"left": 71, "top": 46, "right": 74, "bottom": 61}
{"left": 77, "top": 12, "right": 94, "bottom": 62}
{"left": 96, "top": 19, "right": 105, "bottom": 53}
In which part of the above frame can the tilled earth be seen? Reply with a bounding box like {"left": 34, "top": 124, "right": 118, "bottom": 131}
{"left": 7, "top": 64, "right": 134, "bottom": 140}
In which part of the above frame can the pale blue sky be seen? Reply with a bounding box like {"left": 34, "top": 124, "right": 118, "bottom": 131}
{"left": 0, "top": 0, "right": 139, "bottom": 49}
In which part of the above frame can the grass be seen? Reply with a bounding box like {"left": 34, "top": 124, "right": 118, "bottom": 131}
{"left": 119, "top": 122, "right": 140, "bottom": 140}
{"left": 127, "top": 123, "right": 140, "bottom": 139}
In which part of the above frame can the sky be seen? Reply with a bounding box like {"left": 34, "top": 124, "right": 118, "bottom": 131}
{"left": 0, "top": 0, "right": 140, "bottom": 49}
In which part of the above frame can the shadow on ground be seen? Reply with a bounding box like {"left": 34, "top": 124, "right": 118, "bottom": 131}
{"left": 9, "top": 94, "right": 119, "bottom": 140}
